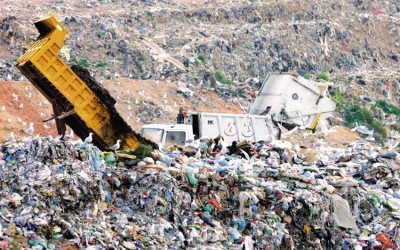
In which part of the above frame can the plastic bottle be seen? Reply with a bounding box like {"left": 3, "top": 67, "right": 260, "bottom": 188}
{"left": 376, "top": 232, "right": 393, "bottom": 248}
{"left": 186, "top": 170, "right": 198, "bottom": 186}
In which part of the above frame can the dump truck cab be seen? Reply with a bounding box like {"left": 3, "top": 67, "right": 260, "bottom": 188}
{"left": 140, "top": 124, "right": 194, "bottom": 148}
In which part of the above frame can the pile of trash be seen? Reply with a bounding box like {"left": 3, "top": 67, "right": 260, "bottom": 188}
{"left": 1, "top": 134, "right": 400, "bottom": 249}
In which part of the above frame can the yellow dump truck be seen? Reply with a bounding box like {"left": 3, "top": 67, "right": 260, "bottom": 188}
{"left": 16, "top": 16, "right": 156, "bottom": 150}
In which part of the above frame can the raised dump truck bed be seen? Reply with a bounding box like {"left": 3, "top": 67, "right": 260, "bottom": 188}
{"left": 16, "top": 16, "right": 156, "bottom": 150}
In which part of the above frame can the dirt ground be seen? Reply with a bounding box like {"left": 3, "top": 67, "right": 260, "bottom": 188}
{"left": 0, "top": 78, "right": 363, "bottom": 150}
{"left": 0, "top": 79, "right": 244, "bottom": 142}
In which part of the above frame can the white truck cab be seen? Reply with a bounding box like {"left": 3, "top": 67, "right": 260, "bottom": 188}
{"left": 140, "top": 124, "right": 195, "bottom": 148}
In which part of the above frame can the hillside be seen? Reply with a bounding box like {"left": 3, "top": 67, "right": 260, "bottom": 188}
{"left": 0, "top": 0, "right": 399, "bottom": 142}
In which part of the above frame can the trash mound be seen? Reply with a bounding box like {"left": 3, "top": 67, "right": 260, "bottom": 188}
{"left": 1, "top": 136, "right": 400, "bottom": 249}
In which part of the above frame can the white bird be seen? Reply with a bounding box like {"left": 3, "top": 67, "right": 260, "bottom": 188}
{"left": 296, "top": 111, "right": 312, "bottom": 129}
{"left": 84, "top": 132, "right": 93, "bottom": 143}
{"left": 138, "top": 90, "right": 145, "bottom": 96}
{"left": 18, "top": 103, "right": 24, "bottom": 109}
{"left": 25, "top": 92, "right": 32, "bottom": 98}
{"left": 319, "top": 120, "right": 336, "bottom": 134}
{"left": 239, "top": 148, "right": 251, "bottom": 161}
{"left": 65, "top": 129, "right": 74, "bottom": 141}
{"left": 25, "top": 122, "right": 34, "bottom": 135}
{"left": 195, "top": 148, "right": 202, "bottom": 159}
{"left": 12, "top": 94, "right": 18, "bottom": 102}
{"left": 351, "top": 125, "right": 373, "bottom": 135}
{"left": 277, "top": 123, "right": 299, "bottom": 138}
{"left": 180, "top": 38, "right": 200, "bottom": 57}
{"left": 387, "top": 138, "right": 399, "bottom": 151}
{"left": 40, "top": 112, "right": 47, "bottom": 119}
{"left": 44, "top": 123, "right": 51, "bottom": 129}
{"left": 139, "top": 36, "right": 187, "bottom": 71}
{"left": 8, "top": 132, "right": 14, "bottom": 142}
{"left": 107, "top": 140, "right": 121, "bottom": 151}
{"left": 366, "top": 130, "right": 375, "bottom": 142}
{"left": 0, "top": 105, "right": 5, "bottom": 111}
{"left": 6, "top": 118, "right": 12, "bottom": 123}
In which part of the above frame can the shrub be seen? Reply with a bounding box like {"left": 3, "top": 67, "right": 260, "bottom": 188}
{"left": 96, "top": 61, "right": 107, "bottom": 67}
{"left": 330, "top": 90, "right": 343, "bottom": 103}
{"left": 134, "top": 144, "right": 153, "bottom": 159}
{"left": 343, "top": 103, "right": 387, "bottom": 143}
{"left": 214, "top": 70, "right": 235, "bottom": 86}
{"left": 303, "top": 72, "right": 311, "bottom": 80}
{"left": 317, "top": 72, "right": 329, "bottom": 81}
{"left": 78, "top": 58, "right": 90, "bottom": 68}
{"left": 197, "top": 54, "right": 206, "bottom": 64}
{"left": 374, "top": 100, "right": 400, "bottom": 117}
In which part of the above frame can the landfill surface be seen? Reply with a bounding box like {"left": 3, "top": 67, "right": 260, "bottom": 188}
{"left": 1, "top": 128, "right": 400, "bottom": 249}
{"left": 1, "top": 0, "right": 400, "bottom": 249}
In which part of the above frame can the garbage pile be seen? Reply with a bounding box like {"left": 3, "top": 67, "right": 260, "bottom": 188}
{"left": 1, "top": 133, "right": 400, "bottom": 249}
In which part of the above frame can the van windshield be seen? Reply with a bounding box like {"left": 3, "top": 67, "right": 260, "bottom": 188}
{"left": 140, "top": 128, "right": 164, "bottom": 143}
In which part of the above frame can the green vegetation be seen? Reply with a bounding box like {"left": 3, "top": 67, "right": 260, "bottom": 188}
{"left": 96, "top": 61, "right": 107, "bottom": 67}
{"left": 374, "top": 100, "right": 400, "bottom": 117}
{"left": 137, "top": 53, "right": 145, "bottom": 61}
{"left": 197, "top": 54, "right": 206, "bottom": 64}
{"left": 343, "top": 102, "right": 387, "bottom": 143}
{"left": 214, "top": 70, "right": 235, "bottom": 86}
{"left": 330, "top": 89, "right": 343, "bottom": 103}
{"left": 78, "top": 58, "right": 90, "bottom": 68}
{"left": 317, "top": 72, "right": 329, "bottom": 81}
{"left": 134, "top": 144, "right": 154, "bottom": 159}
{"left": 303, "top": 72, "right": 311, "bottom": 80}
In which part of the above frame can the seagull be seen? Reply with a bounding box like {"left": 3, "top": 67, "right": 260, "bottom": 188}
{"left": 19, "top": 103, "right": 24, "bottom": 109}
{"left": 387, "top": 138, "right": 399, "bottom": 151}
{"left": 296, "top": 111, "right": 312, "bottom": 129}
{"left": 0, "top": 105, "right": 5, "bottom": 111}
{"left": 365, "top": 130, "right": 375, "bottom": 142}
{"left": 12, "top": 93, "right": 18, "bottom": 102}
{"left": 180, "top": 38, "right": 200, "bottom": 57}
{"left": 107, "top": 140, "right": 121, "bottom": 151}
{"left": 277, "top": 123, "right": 299, "bottom": 138}
{"left": 351, "top": 125, "right": 373, "bottom": 135}
{"left": 64, "top": 129, "right": 75, "bottom": 141}
{"left": 139, "top": 36, "right": 186, "bottom": 71}
{"left": 319, "top": 120, "right": 336, "bottom": 134}
{"left": 44, "top": 123, "right": 51, "bottom": 129}
{"left": 84, "top": 132, "right": 93, "bottom": 143}
{"left": 8, "top": 132, "right": 14, "bottom": 142}
{"left": 25, "top": 122, "right": 34, "bottom": 135}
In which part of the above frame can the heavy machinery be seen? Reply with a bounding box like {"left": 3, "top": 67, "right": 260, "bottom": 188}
{"left": 141, "top": 74, "right": 338, "bottom": 148}
{"left": 16, "top": 16, "right": 337, "bottom": 150}
{"left": 249, "top": 73, "right": 337, "bottom": 127}
{"left": 16, "top": 16, "right": 156, "bottom": 150}
{"left": 140, "top": 109, "right": 278, "bottom": 148}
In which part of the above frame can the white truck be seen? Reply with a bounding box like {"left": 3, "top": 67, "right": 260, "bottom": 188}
{"left": 140, "top": 73, "right": 337, "bottom": 148}
{"left": 140, "top": 111, "right": 278, "bottom": 148}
